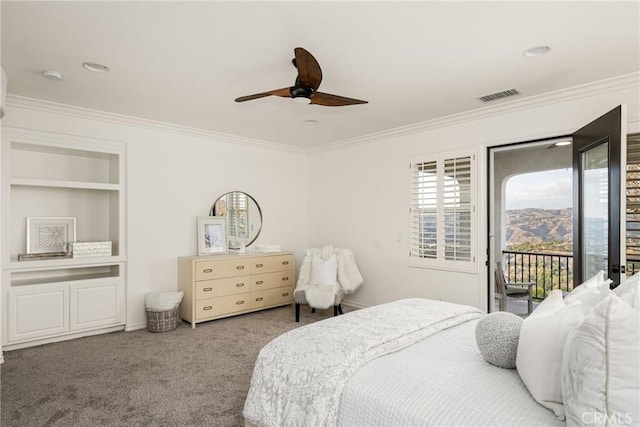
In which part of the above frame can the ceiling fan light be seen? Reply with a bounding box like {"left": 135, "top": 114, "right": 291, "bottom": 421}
{"left": 292, "top": 96, "right": 311, "bottom": 105}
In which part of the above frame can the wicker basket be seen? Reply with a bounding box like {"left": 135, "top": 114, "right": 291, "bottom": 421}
{"left": 146, "top": 303, "right": 180, "bottom": 333}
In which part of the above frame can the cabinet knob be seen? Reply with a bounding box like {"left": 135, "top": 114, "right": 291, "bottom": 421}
{"left": 236, "top": 300, "right": 245, "bottom": 305}
{"left": 282, "top": 277, "right": 289, "bottom": 281}
{"left": 236, "top": 283, "right": 245, "bottom": 287}
{"left": 282, "top": 292, "right": 289, "bottom": 297}
{"left": 255, "top": 263, "right": 264, "bottom": 268}
{"left": 282, "top": 260, "right": 289, "bottom": 265}
{"left": 203, "top": 287, "right": 213, "bottom": 292}
{"left": 203, "top": 306, "right": 213, "bottom": 311}
{"left": 255, "top": 280, "right": 264, "bottom": 285}
{"left": 236, "top": 265, "right": 245, "bottom": 270}
{"left": 203, "top": 268, "right": 213, "bottom": 273}
{"left": 255, "top": 297, "right": 264, "bottom": 302}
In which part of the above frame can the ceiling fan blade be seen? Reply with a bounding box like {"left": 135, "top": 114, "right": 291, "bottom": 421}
{"left": 310, "top": 92, "right": 368, "bottom": 107}
{"left": 235, "top": 87, "right": 291, "bottom": 103}
{"left": 294, "top": 47, "right": 322, "bottom": 90}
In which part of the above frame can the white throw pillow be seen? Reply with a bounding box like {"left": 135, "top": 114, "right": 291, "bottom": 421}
{"left": 475, "top": 312, "right": 523, "bottom": 369}
{"left": 516, "top": 290, "right": 584, "bottom": 418}
{"left": 561, "top": 294, "right": 640, "bottom": 427}
{"left": 613, "top": 272, "right": 640, "bottom": 309}
{"left": 309, "top": 254, "right": 338, "bottom": 286}
{"left": 564, "top": 270, "right": 612, "bottom": 314}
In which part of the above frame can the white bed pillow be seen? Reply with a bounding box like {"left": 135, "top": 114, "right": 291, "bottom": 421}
{"left": 517, "top": 271, "right": 615, "bottom": 419}
{"left": 564, "top": 270, "right": 612, "bottom": 314}
{"left": 613, "top": 272, "right": 640, "bottom": 309}
{"left": 561, "top": 293, "right": 640, "bottom": 427}
{"left": 516, "top": 290, "right": 584, "bottom": 418}
{"left": 309, "top": 254, "right": 338, "bottom": 286}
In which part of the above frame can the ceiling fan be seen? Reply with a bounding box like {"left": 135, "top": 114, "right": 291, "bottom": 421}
{"left": 234, "top": 47, "right": 368, "bottom": 107}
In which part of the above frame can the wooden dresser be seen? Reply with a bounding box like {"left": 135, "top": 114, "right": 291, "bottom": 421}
{"left": 178, "top": 252, "right": 295, "bottom": 327}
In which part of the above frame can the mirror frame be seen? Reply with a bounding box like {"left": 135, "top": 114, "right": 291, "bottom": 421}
{"left": 210, "top": 191, "right": 262, "bottom": 249}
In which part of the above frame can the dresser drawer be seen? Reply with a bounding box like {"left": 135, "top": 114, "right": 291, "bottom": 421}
{"left": 251, "top": 286, "right": 294, "bottom": 309}
{"left": 196, "top": 276, "right": 250, "bottom": 299}
{"left": 251, "top": 270, "right": 293, "bottom": 291}
{"left": 250, "top": 254, "right": 294, "bottom": 274}
{"left": 195, "top": 293, "right": 250, "bottom": 319}
{"left": 194, "top": 259, "right": 251, "bottom": 281}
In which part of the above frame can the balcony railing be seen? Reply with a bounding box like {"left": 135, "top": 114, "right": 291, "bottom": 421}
{"left": 503, "top": 251, "right": 640, "bottom": 301}
{"left": 502, "top": 250, "right": 573, "bottom": 301}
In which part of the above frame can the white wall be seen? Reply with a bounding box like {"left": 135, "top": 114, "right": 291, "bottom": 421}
{"left": 2, "top": 100, "right": 309, "bottom": 329}
{"left": 1, "top": 74, "right": 638, "bottom": 332}
{"left": 308, "top": 77, "right": 640, "bottom": 311}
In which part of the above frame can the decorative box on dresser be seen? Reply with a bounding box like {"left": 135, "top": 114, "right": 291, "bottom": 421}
{"left": 178, "top": 252, "right": 295, "bottom": 328}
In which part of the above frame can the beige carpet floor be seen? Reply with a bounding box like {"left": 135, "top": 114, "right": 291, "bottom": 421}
{"left": 1, "top": 304, "right": 343, "bottom": 427}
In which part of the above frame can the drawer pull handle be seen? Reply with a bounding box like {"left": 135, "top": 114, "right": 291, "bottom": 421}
{"left": 203, "top": 306, "right": 213, "bottom": 311}
{"left": 282, "top": 292, "right": 290, "bottom": 297}
{"left": 255, "top": 297, "right": 264, "bottom": 302}
{"left": 282, "top": 260, "right": 289, "bottom": 265}
{"left": 282, "top": 277, "right": 289, "bottom": 281}
{"left": 236, "top": 283, "right": 245, "bottom": 287}
{"left": 203, "top": 287, "right": 213, "bottom": 292}
{"left": 203, "top": 268, "right": 213, "bottom": 273}
{"left": 256, "top": 280, "right": 264, "bottom": 285}
{"left": 236, "top": 300, "right": 245, "bottom": 305}
{"left": 256, "top": 263, "right": 264, "bottom": 268}
{"left": 236, "top": 266, "right": 245, "bottom": 270}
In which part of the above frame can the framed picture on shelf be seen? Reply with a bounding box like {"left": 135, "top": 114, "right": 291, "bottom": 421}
{"left": 197, "top": 216, "right": 227, "bottom": 255}
{"left": 26, "top": 217, "right": 76, "bottom": 254}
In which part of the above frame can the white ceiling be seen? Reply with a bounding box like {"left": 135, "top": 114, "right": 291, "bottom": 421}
{"left": 2, "top": 1, "right": 639, "bottom": 150}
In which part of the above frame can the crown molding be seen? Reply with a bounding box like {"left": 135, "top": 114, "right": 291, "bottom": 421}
{"left": 5, "top": 95, "right": 307, "bottom": 154}
{"left": 6, "top": 72, "right": 639, "bottom": 155}
{"left": 311, "top": 72, "right": 640, "bottom": 153}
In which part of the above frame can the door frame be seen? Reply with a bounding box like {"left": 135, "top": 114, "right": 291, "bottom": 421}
{"left": 486, "top": 135, "right": 572, "bottom": 313}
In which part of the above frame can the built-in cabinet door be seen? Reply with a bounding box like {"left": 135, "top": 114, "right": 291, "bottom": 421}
{"left": 70, "top": 278, "right": 124, "bottom": 331}
{"left": 8, "top": 284, "right": 69, "bottom": 342}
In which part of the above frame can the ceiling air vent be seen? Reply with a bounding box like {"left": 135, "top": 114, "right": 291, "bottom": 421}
{"left": 477, "top": 88, "right": 521, "bottom": 103}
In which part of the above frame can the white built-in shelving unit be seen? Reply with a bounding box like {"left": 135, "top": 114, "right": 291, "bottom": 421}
{"left": 1, "top": 128, "right": 127, "bottom": 350}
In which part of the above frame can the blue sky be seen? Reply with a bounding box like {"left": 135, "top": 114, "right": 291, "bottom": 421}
{"left": 506, "top": 168, "right": 572, "bottom": 210}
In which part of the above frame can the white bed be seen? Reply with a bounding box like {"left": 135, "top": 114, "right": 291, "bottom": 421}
{"left": 338, "top": 319, "right": 563, "bottom": 426}
{"left": 243, "top": 298, "right": 563, "bottom": 427}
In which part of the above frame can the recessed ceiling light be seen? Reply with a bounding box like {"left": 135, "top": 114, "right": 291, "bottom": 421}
{"left": 523, "top": 46, "right": 551, "bottom": 58}
{"left": 82, "top": 62, "right": 110, "bottom": 73}
{"left": 42, "top": 70, "right": 63, "bottom": 81}
{"left": 303, "top": 119, "right": 319, "bottom": 125}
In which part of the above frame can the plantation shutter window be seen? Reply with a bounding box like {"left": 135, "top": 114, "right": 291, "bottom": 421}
{"left": 410, "top": 149, "right": 477, "bottom": 272}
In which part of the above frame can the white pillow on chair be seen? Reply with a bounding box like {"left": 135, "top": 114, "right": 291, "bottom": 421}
{"left": 310, "top": 254, "right": 338, "bottom": 286}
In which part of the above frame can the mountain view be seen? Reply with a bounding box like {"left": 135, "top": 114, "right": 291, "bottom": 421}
{"left": 505, "top": 208, "right": 573, "bottom": 253}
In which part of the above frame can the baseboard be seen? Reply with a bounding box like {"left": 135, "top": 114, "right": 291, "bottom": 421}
{"left": 125, "top": 322, "right": 147, "bottom": 332}
{"left": 341, "top": 299, "right": 370, "bottom": 310}
{"left": 2, "top": 325, "right": 125, "bottom": 351}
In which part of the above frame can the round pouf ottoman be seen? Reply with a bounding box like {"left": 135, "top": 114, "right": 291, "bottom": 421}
{"left": 475, "top": 311, "right": 523, "bottom": 369}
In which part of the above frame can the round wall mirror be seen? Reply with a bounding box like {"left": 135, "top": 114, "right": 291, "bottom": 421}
{"left": 210, "top": 191, "right": 262, "bottom": 250}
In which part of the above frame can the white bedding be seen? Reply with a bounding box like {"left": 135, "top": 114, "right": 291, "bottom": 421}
{"left": 338, "top": 319, "right": 565, "bottom": 426}
{"left": 243, "top": 298, "right": 483, "bottom": 426}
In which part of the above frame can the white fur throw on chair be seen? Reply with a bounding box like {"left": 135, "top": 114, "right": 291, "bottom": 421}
{"left": 296, "top": 245, "right": 364, "bottom": 309}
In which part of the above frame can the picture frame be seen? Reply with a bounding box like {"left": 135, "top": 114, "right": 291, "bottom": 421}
{"left": 26, "top": 217, "right": 76, "bottom": 254}
{"left": 197, "top": 216, "right": 227, "bottom": 255}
